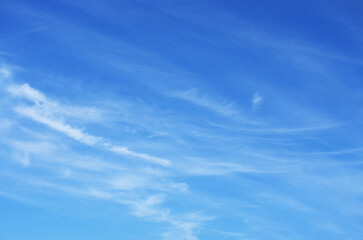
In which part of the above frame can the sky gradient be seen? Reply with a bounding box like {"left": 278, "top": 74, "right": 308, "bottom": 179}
{"left": 1, "top": 0, "right": 363, "bottom": 239}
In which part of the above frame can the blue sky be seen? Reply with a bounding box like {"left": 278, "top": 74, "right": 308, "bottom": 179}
{"left": 1, "top": 0, "right": 363, "bottom": 239}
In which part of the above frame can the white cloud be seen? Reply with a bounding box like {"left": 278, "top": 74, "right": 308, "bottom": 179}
{"left": 260, "top": 193, "right": 311, "bottom": 212}
{"left": 0, "top": 119, "right": 12, "bottom": 131}
{"left": 9, "top": 140, "right": 57, "bottom": 158}
{"left": 182, "top": 159, "right": 264, "bottom": 175}
{"left": 7, "top": 83, "right": 47, "bottom": 104}
{"left": 7, "top": 83, "right": 101, "bottom": 121}
{"left": 168, "top": 182, "right": 189, "bottom": 192}
{"left": 110, "top": 146, "right": 170, "bottom": 166}
{"left": 252, "top": 92, "right": 263, "bottom": 108}
{"left": 172, "top": 88, "right": 241, "bottom": 118}
{"left": 250, "top": 123, "right": 341, "bottom": 134}
{"left": 163, "top": 213, "right": 214, "bottom": 240}
{"left": 85, "top": 188, "right": 113, "bottom": 199}
{"left": 15, "top": 106, "right": 102, "bottom": 145}
{"left": 19, "top": 153, "right": 30, "bottom": 167}
{"left": 205, "top": 228, "right": 245, "bottom": 237}
{"left": 0, "top": 67, "right": 12, "bottom": 79}
{"left": 127, "top": 194, "right": 169, "bottom": 219}
{"left": 109, "top": 174, "right": 148, "bottom": 190}
{"left": 61, "top": 168, "right": 73, "bottom": 178}
{"left": 8, "top": 83, "right": 171, "bottom": 166}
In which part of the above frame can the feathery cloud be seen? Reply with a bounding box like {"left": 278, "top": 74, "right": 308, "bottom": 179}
{"left": 252, "top": 92, "right": 263, "bottom": 108}
{"left": 7, "top": 83, "right": 171, "bottom": 166}
{"left": 172, "top": 88, "right": 241, "bottom": 118}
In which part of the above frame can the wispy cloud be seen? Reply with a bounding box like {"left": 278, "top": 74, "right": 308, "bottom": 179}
{"left": 260, "top": 193, "right": 311, "bottom": 212}
{"left": 181, "top": 159, "right": 266, "bottom": 176}
{"left": 252, "top": 92, "right": 263, "bottom": 109}
{"left": 7, "top": 83, "right": 101, "bottom": 121}
{"left": 7, "top": 83, "right": 171, "bottom": 166}
{"left": 1, "top": 1, "right": 363, "bottom": 238}
{"left": 15, "top": 106, "right": 102, "bottom": 145}
{"left": 0, "top": 67, "right": 12, "bottom": 79}
{"left": 172, "top": 88, "right": 242, "bottom": 118}
{"left": 3, "top": 79, "right": 209, "bottom": 239}
{"left": 254, "top": 124, "right": 341, "bottom": 134}
{"left": 123, "top": 195, "right": 213, "bottom": 240}
{"left": 0, "top": 139, "right": 204, "bottom": 239}
{"left": 109, "top": 146, "right": 170, "bottom": 166}
{"left": 203, "top": 228, "right": 245, "bottom": 238}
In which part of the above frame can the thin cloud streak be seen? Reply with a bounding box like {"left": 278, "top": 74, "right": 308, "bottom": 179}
{"left": 181, "top": 160, "right": 267, "bottom": 176}
{"left": 15, "top": 106, "right": 102, "bottom": 145}
{"left": 1, "top": 2, "right": 363, "bottom": 237}
{"left": 7, "top": 83, "right": 171, "bottom": 166}
{"left": 172, "top": 88, "right": 242, "bottom": 118}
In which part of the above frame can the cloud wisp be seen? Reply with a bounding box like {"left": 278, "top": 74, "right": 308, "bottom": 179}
{"left": 172, "top": 88, "right": 242, "bottom": 119}
{"left": 252, "top": 92, "right": 263, "bottom": 110}
{"left": 3, "top": 79, "right": 214, "bottom": 239}
{"left": 1, "top": 1, "right": 363, "bottom": 238}
{"left": 7, "top": 83, "right": 171, "bottom": 166}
